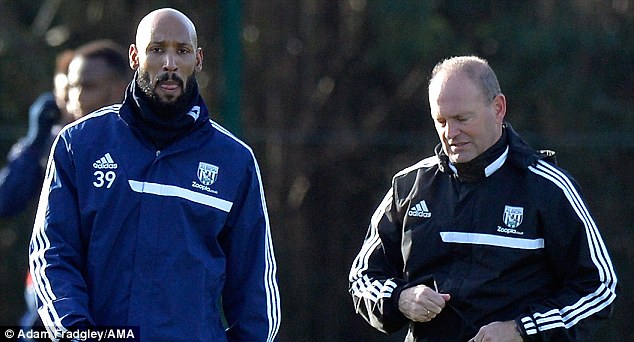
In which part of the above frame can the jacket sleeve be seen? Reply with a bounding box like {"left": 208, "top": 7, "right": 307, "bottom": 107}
{"left": 220, "top": 154, "right": 280, "bottom": 342}
{"left": 0, "top": 139, "right": 48, "bottom": 218}
{"left": 29, "top": 132, "right": 94, "bottom": 340}
{"left": 348, "top": 188, "right": 409, "bottom": 334}
{"left": 0, "top": 93, "right": 59, "bottom": 218}
{"left": 516, "top": 161, "right": 618, "bottom": 341}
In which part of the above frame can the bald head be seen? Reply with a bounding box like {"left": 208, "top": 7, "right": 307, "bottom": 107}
{"left": 135, "top": 8, "right": 198, "bottom": 49}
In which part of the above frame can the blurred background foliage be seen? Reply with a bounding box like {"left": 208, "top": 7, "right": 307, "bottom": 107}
{"left": 0, "top": 0, "right": 632, "bottom": 341}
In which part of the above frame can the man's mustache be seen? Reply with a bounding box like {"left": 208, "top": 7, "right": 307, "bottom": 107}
{"left": 155, "top": 73, "right": 184, "bottom": 88}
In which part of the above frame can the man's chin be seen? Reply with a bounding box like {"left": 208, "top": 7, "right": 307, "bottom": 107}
{"left": 450, "top": 155, "right": 476, "bottom": 164}
{"left": 159, "top": 96, "right": 179, "bottom": 104}
{"left": 155, "top": 90, "right": 182, "bottom": 103}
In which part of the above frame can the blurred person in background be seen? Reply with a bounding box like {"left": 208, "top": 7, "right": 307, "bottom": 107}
{"left": 29, "top": 8, "right": 280, "bottom": 341}
{"left": 349, "top": 56, "right": 618, "bottom": 341}
{"left": 65, "top": 39, "right": 129, "bottom": 119}
{"left": 0, "top": 50, "right": 74, "bottom": 219}
{"left": 0, "top": 39, "right": 129, "bottom": 219}
{"left": 0, "top": 40, "right": 129, "bottom": 341}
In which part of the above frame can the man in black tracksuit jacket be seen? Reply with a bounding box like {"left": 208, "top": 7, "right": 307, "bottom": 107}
{"left": 349, "top": 56, "right": 618, "bottom": 341}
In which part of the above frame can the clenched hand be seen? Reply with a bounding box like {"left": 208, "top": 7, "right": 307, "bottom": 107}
{"left": 398, "top": 284, "right": 451, "bottom": 322}
{"left": 469, "top": 321, "right": 524, "bottom": 342}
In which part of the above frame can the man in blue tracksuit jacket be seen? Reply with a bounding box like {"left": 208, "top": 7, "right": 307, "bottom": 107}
{"left": 29, "top": 8, "right": 280, "bottom": 342}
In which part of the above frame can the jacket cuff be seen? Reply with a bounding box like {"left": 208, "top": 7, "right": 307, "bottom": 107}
{"left": 515, "top": 316, "right": 533, "bottom": 341}
{"left": 382, "top": 282, "right": 409, "bottom": 332}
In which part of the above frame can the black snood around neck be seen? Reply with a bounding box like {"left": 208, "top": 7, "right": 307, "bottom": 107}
{"left": 129, "top": 77, "right": 201, "bottom": 149}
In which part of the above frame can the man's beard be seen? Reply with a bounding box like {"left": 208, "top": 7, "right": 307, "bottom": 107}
{"left": 137, "top": 70, "right": 197, "bottom": 119}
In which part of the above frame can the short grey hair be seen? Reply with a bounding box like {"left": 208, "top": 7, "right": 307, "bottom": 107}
{"left": 429, "top": 56, "right": 501, "bottom": 101}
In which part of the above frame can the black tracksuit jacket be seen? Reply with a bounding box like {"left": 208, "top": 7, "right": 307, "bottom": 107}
{"left": 349, "top": 125, "right": 618, "bottom": 341}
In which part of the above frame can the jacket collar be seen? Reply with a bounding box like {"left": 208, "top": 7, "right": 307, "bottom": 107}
{"left": 446, "top": 146, "right": 509, "bottom": 179}
{"left": 436, "top": 123, "right": 556, "bottom": 182}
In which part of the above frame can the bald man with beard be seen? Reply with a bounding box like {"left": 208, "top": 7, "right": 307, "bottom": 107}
{"left": 29, "top": 8, "right": 280, "bottom": 341}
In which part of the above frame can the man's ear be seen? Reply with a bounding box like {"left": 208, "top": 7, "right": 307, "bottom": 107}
{"left": 493, "top": 94, "right": 507, "bottom": 124}
{"left": 129, "top": 44, "right": 139, "bottom": 70}
{"left": 195, "top": 47, "right": 203, "bottom": 72}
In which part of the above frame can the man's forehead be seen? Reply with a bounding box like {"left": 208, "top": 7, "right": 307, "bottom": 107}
{"left": 68, "top": 57, "right": 111, "bottom": 83}
{"left": 67, "top": 57, "right": 89, "bottom": 80}
{"left": 147, "top": 31, "right": 196, "bottom": 46}
{"left": 430, "top": 72, "right": 481, "bottom": 98}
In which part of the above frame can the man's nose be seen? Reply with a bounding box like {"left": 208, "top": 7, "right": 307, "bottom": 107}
{"left": 444, "top": 121, "right": 459, "bottom": 139}
{"left": 163, "top": 52, "right": 177, "bottom": 72}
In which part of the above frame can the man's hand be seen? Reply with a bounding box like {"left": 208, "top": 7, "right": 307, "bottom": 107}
{"left": 398, "top": 284, "right": 451, "bottom": 322}
{"left": 26, "top": 93, "right": 60, "bottom": 148}
{"left": 469, "top": 320, "right": 524, "bottom": 342}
